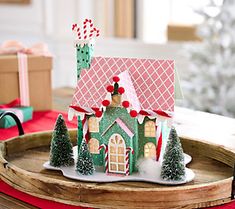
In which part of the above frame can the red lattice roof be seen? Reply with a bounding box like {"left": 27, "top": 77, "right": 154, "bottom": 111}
{"left": 71, "top": 57, "right": 175, "bottom": 113}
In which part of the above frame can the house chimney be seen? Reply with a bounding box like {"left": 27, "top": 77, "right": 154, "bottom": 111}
{"left": 76, "top": 42, "right": 94, "bottom": 79}
{"left": 72, "top": 19, "right": 100, "bottom": 79}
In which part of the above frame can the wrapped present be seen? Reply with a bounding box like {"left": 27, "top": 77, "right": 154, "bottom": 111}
{"left": 167, "top": 24, "right": 201, "bottom": 42}
{"left": 0, "top": 105, "right": 33, "bottom": 128}
{"left": 0, "top": 41, "right": 53, "bottom": 110}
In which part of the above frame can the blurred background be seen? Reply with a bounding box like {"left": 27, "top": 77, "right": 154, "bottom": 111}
{"left": 1, "top": 0, "right": 235, "bottom": 117}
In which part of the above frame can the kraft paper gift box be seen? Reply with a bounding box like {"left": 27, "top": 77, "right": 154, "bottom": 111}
{"left": 0, "top": 55, "right": 53, "bottom": 110}
{"left": 0, "top": 106, "right": 33, "bottom": 128}
{"left": 167, "top": 24, "right": 201, "bottom": 41}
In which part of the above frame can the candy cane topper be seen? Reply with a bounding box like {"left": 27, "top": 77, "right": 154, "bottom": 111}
{"left": 126, "top": 147, "right": 134, "bottom": 175}
{"left": 126, "top": 147, "right": 134, "bottom": 155}
{"left": 98, "top": 144, "right": 108, "bottom": 173}
{"left": 72, "top": 19, "right": 100, "bottom": 47}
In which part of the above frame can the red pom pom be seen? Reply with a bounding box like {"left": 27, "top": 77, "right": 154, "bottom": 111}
{"left": 118, "top": 87, "right": 125, "bottom": 94}
{"left": 113, "top": 76, "right": 120, "bottom": 83}
{"left": 102, "top": 100, "right": 110, "bottom": 106}
{"left": 95, "top": 110, "right": 102, "bottom": 118}
{"left": 130, "top": 110, "right": 138, "bottom": 118}
{"left": 122, "top": 101, "right": 130, "bottom": 108}
{"left": 106, "top": 85, "right": 114, "bottom": 92}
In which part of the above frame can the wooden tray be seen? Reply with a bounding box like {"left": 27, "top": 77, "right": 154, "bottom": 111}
{"left": 0, "top": 130, "right": 235, "bottom": 209}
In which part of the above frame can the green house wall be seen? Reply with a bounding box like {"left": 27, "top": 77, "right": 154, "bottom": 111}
{"left": 86, "top": 107, "right": 139, "bottom": 174}
{"left": 87, "top": 120, "right": 103, "bottom": 167}
{"left": 100, "top": 107, "right": 139, "bottom": 172}
{"left": 102, "top": 122, "right": 135, "bottom": 173}
{"left": 78, "top": 106, "right": 159, "bottom": 174}
{"left": 137, "top": 117, "right": 156, "bottom": 159}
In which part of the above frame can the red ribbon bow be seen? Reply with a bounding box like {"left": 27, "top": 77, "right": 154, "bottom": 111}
{"left": 0, "top": 98, "right": 21, "bottom": 109}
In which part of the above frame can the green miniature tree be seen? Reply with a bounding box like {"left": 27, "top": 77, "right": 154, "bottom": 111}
{"left": 161, "top": 127, "right": 185, "bottom": 181}
{"left": 49, "top": 114, "right": 74, "bottom": 167}
{"left": 76, "top": 139, "right": 95, "bottom": 175}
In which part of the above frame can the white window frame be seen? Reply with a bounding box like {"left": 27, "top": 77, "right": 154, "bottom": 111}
{"left": 88, "top": 138, "right": 100, "bottom": 154}
{"left": 144, "top": 142, "right": 156, "bottom": 159}
{"left": 144, "top": 121, "right": 156, "bottom": 137}
{"left": 108, "top": 134, "right": 126, "bottom": 174}
{"left": 88, "top": 117, "right": 99, "bottom": 133}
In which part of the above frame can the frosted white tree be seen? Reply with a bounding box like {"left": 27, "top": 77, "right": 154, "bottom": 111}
{"left": 182, "top": 0, "right": 235, "bottom": 117}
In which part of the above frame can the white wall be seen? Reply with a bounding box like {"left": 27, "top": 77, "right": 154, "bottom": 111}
{"left": 0, "top": 0, "right": 189, "bottom": 88}
{"left": 0, "top": 1, "right": 44, "bottom": 40}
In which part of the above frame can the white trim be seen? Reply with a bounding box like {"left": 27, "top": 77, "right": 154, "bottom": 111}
{"left": 108, "top": 134, "right": 126, "bottom": 174}
{"left": 74, "top": 38, "right": 95, "bottom": 48}
{"left": 136, "top": 0, "right": 145, "bottom": 40}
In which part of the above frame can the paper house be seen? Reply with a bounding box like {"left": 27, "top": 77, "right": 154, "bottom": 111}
{"left": 69, "top": 56, "right": 181, "bottom": 175}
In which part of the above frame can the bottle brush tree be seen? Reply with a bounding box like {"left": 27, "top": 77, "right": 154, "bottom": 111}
{"left": 49, "top": 114, "right": 74, "bottom": 167}
{"left": 161, "top": 127, "right": 185, "bottom": 181}
{"left": 76, "top": 139, "right": 95, "bottom": 175}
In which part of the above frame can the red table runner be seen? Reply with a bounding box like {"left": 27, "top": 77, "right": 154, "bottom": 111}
{"left": 0, "top": 110, "right": 233, "bottom": 209}
{"left": 0, "top": 111, "right": 77, "bottom": 141}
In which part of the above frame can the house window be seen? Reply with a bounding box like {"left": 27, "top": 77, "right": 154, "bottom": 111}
{"left": 144, "top": 121, "right": 156, "bottom": 137}
{"left": 88, "top": 117, "right": 99, "bottom": 132}
{"left": 144, "top": 142, "right": 156, "bottom": 159}
{"left": 88, "top": 138, "right": 99, "bottom": 154}
{"left": 108, "top": 134, "right": 126, "bottom": 174}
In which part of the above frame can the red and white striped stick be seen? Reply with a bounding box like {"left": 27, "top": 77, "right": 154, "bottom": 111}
{"left": 156, "top": 122, "right": 162, "bottom": 161}
{"left": 83, "top": 19, "right": 89, "bottom": 39}
{"left": 98, "top": 144, "right": 108, "bottom": 173}
{"left": 72, "top": 19, "right": 100, "bottom": 40}
{"left": 77, "top": 27, "right": 81, "bottom": 39}
{"left": 72, "top": 24, "right": 77, "bottom": 31}
{"left": 93, "top": 27, "right": 100, "bottom": 37}
{"left": 125, "top": 147, "right": 134, "bottom": 176}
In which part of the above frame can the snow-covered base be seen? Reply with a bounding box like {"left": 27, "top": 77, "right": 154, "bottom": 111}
{"left": 44, "top": 146, "right": 195, "bottom": 185}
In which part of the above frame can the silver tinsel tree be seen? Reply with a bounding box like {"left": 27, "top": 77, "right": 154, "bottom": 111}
{"left": 182, "top": 0, "right": 235, "bottom": 117}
